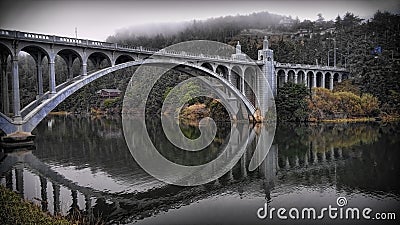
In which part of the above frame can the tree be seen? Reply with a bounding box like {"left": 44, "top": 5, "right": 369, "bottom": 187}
{"left": 276, "top": 83, "right": 310, "bottom": 122}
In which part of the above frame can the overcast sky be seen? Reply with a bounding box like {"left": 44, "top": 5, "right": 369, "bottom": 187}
{"left": 0, "top": 0, "right": 399, "bottom": 41}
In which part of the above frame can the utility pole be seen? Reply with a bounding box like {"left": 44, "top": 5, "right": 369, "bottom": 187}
{"left": 333, "top": 38, "right": 336, "bottom": 68}
{"left": 75, "top": 27, "right": 78, "bottom": 39}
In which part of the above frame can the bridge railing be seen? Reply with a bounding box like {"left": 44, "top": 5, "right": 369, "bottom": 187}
{"left": 0, "top": 29, "right": 258, "bottom": 63}
{"left": 275, "top": 62, "right": 347, "bottom": 71}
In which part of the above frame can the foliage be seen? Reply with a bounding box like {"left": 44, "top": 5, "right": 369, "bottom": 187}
{"left": 308, "top": 88, "right": 380, "bottom": 120}
{"left": 275, "top": 83, "right": 310, "bottom": 122}
{"left": 0, "top": 185, "right": 70, "bottom": 225}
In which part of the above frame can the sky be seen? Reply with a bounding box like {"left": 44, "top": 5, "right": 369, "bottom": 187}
{"left": 0, "top": 0, "right": 399, "bottom": 41}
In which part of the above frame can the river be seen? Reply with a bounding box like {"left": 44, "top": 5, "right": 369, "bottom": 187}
{"left": 1, "top": 115, "right": 399, "bottom": 224}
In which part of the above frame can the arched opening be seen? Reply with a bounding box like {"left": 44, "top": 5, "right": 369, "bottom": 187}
{"left": 87, "top": 52, "right": 112, "bottom": 73}
{"left": 288, "top": 70, "right": 295, "bottom": 83}
{"left": 57, "top": 49, "right": 82, "bottom": 83}
{"left": 244, "top": 67, "right": 256, "bottom": 106}
{"left": 333, "top": 73, "right": 340, "bottom": 84}
{"left": 216, "top": 65, "right": 229, "bottom": 80}
{"left": 231, "top": 66, "right": 242, "bottom": 92}
{"left": 20, "top": 45, "right": 51, "bottom": 109}
{"left": 307, "top": 71, "right": 314, "bottom": 89}
{"left": 277, "top": 69, "right": 286, "bottom": 88}
{"left": 0, "top": 43, "right": 12, "bottom": 116}
{"left": 200, "top": 62, "right": 214, "bottom": 72}
{"left": 342, "top": 73, "right": 348, "bottom": 80}
{"left": 316, "top": 72, "right": 323, "bottom": 87}
{"left": 297, "top": 70, "right": 305, "bottom": 84}
{"left": 325, "top": 72, "right": 332, "bottom": 89}
{"left": 115, "top": 54, "right": 135, "bottom": 65}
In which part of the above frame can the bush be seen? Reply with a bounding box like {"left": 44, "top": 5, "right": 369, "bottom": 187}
{"left": 308, "top": 88, "right": 380, "bottom": 120}
{"left": 276, "top": 83, "right": 310, "bottom": 122}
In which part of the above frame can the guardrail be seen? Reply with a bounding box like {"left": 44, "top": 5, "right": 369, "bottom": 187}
{"left": 0, "top": 29, "right": 256, "bottom": 63}
{"left": 275, "top": 62, "right": 346, "bottom": 71}
{"left": 0, "top": 29, "right": 347, "bottom": 70}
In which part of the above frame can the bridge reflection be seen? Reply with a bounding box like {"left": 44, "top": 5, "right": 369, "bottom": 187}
{"left": 1, "top": 116, "right": 396, "bottom": 223}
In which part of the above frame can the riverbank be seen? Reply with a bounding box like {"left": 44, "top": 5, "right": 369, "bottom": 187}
{"left": 0, "top": 185, "right": 70, "bottom": 224}
{"left": 0, "top": 185, "right": 103, "bottom": 225}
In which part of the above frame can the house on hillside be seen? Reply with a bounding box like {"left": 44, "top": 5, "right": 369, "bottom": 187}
{"left": 96, "top": 89, "right": 122, "bottom": 98}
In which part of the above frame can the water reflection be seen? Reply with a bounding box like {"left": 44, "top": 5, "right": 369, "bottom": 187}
{"left": 1, "top": 116, "right": 399, "bottom": 224}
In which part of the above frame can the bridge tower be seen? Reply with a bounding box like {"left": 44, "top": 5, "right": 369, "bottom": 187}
{"left": 258, "top": 36, "right": 276, "bottom": 96}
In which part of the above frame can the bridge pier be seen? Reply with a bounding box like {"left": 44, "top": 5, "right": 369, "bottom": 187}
{"left": 1, "top": 55, "right": 9, "bottom": 115}
{"left": 35, "top": 54, "right": 44, "bottom": 98}
{"left": 11, "top": 56, "right": 21, "bottom": 119}
{"left": 48, "top": 56, "right": 56, "bottom": 95}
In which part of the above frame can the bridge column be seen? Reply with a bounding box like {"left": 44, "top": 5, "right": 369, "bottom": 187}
{"left": 321, "top": 73, "right": 325, "bottom": 88}
{"left": 228, "top": 68, "right": 232, "bottom": 83}
{"left": 67, "top": 54, "right": 74, "bottom": 80}
{"left": 312, "top": 73, "right": 317, "bottom": 88}
{"left": 284, "top": 72, "right": 288, "bottom": 83}
{"left": 36, "top": 54, "right": 44, "bottom": 98}
{"left": 329, "top": 76, "right": 334, "bottom": 90}
{"left": 1, "top": 56, "right": 9, "bottom": 115}
{"left": 12, "top": 55, "right": 21, "bottom": 119}
{"left": 338, "top": 74, "right": 342, "bottom": 83}
{"left": 241, "top": 74, "right": 245, "bottom": 95}
{"left": 52, "top": 182, "right": 61, "bottom": 214}
{"left": 40, "top": 176, "right": 48, "bottom": 211}
{"left": 294, "top": 74, "right": 298, "bottom": 84}
{"left": 304, "top": 73, "right": 308, "bottom": 87}
{"left": 15, "top": 167, "right": 24, "bottom": 197}
{"left": 48, "top": 56, "right": 56, "bottom": 94}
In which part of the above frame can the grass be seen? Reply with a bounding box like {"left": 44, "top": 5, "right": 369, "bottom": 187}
{"left": 0, "top": 185, "right": 70, "bottom": 225}
{"left": 0, "top": 185, "right": 104, "bottom": 225}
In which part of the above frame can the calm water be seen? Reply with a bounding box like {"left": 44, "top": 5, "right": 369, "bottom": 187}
{"left": 1, "top": 115, "right": 399, "bottom": 224}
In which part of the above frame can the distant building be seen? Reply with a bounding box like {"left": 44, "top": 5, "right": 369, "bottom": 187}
{"left": 96, "top": 89, "right": 122, "bottom": 98}
{"left": 319, "top": 27, "right": 336, "bottom": 35}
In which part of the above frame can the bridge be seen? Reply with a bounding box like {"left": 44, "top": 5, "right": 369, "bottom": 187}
{"left": 0, "top": 29, "right": 348, "bottom": 136}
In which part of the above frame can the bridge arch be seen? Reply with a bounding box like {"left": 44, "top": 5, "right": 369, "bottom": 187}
{"left": 56, "top": 49, "right": 83, "bottom": 81}
{"left": 287, "top": 70, "right": 295, "bottom": 83}
{"left": 316, "top": 71, "right": 323, "bottom": 88}
{"left": 114, "top": 54, "right": 135, "bottom": 65}
{"left": 200, "top": 62, "right": 215, "bottom": 73}
{"left": 333, "top": 72, "right": 340, "bottom": 83}
{"left": 324, "top": 72, "right": 332, "bottom": 89}
{"left": 86, "top": 51, "right": 112, "bottom": 71}
{"left": 297, "top": 70, "right": 305, "bottom": 84}
{"left": 276, "top": 69, "right": 286, "bottom": 88}
{"left": 306, "top": 71, "right": 314, "bottom": 88}
{"left": 231, "top": 65, "right": 243, "bottom": 92}
{"left": 216, "top": 64, "right": 229, "bottom": 80}
{"left": 20, "top": 45, "right": 50, "bottom": 62}
{"left": 0, "top": 43, "right": 12, "bottom": 116}
{"left": 0, "top": 59, "right": 256, "bottom": 135}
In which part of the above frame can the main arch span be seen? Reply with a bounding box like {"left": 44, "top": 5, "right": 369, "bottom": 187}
{"left": 0, "top": 59, "right": 256, "bottom": 135}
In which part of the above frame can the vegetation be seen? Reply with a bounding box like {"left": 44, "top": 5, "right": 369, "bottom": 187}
{"left": 308, "top": 88, "right": 380, "bottom": 121}
{"left": 0, "top": 185, "right": 70, "bottom": 225}
{"left": 275, "top": 83, "right": 310, "bottom": 122}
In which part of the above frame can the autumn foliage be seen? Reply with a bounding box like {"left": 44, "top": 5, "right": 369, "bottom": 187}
{"left": 308, "top": 88, "right": 380, "bottom": 120}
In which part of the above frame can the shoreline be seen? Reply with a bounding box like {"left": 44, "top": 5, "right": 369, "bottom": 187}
{"left": 48, "top": 110, "right": 400, "bottom": 124}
